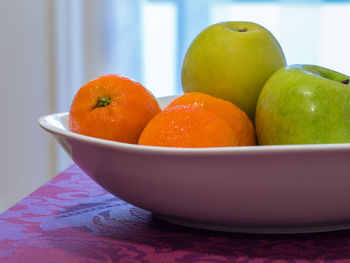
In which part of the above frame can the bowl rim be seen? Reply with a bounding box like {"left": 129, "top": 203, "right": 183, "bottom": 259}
{"left": 38, "top": 112, "right": 350, "bottom": 156}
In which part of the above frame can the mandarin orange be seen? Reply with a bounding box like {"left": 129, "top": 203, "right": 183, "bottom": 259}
{"left": 69, "top": 74, "right": 161, "bottom": 144}
{"left": 165, "top": 92, "right": 256, "bottom": 146}
{"left": 138, "top": 105, "right": 238, "bottom": 148}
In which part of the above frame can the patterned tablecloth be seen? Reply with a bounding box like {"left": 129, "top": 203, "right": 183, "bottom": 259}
{"left": 1, "top": 164, "right": 350, "bottom": 262}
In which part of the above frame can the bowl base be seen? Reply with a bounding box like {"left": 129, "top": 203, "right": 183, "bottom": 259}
{"left": 156, "top": 214, "right": 350, "bottom": 234}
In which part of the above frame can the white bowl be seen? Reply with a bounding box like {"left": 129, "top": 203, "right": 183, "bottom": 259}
{"left": 38, "top": 96, "right": 350, "bottom": 234}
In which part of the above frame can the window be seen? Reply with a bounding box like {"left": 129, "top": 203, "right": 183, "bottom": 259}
{"left": 58, "top": 0, "right": 350, "bottom": 101}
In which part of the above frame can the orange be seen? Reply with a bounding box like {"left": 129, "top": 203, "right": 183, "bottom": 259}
{"left": 165, "top": 92, "right": 256, "bottom": 146}
{"left": 69, "top": 74, "right": 161, "bottom": 144}
{"left": 138, "top": 105, "right": 238, "bottom": 148}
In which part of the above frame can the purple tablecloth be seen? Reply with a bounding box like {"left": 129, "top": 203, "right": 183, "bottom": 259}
{"left": 1, "top": 165, "right": 350, "bottom": 262}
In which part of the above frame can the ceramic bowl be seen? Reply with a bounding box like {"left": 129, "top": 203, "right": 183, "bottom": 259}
{"left": 38, "top": 96, "right": 350, "bottom": 234}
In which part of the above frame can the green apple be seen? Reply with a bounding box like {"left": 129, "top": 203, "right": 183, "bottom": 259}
{"left": 255, "top": 64, "right": 350, "bottom": 145}
{"left": 181, "top": 21, "right": 286, "bottom": 121}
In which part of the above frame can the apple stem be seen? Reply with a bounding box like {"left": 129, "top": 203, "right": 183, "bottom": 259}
{"left": 95, "top": 96, "right": 111, "bottom": 108}
{"left": 341, "top": 79, "right": 349, "bottom": 85}
{"left": 238, "top": 28, "right": 248, "bottom": 32}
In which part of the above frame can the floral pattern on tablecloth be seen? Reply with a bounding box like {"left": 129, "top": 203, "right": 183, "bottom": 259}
{"left": 1, "top": 165, "right": 350, "bottom": 263}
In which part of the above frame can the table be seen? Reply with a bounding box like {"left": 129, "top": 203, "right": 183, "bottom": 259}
{"left": 1, "top": 165, "right": 350, "bottom": 262}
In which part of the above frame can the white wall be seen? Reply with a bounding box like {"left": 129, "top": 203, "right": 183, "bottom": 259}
{"left": 0, "top": 0, "right": 56, "bottom": 213}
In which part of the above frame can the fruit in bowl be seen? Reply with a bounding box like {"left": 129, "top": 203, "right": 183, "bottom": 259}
{"left": 255, "top": 64, "right": 350, "bottom": 145}
{"left": 38, "top": 20, "right": 350, "bottom": 234}
{"left": 164, "top": 92, "right": 256, "bottom": 146}
{"left": 69, "top": 72, "right": 255, "bottom": 148}
{"left": 181, "top": 21, "right": 286, "bottom": 122}
{"left": 138, "top": 105, "right": 239, "bottom": 148}
{"left": 69, "top": 74, "right": 161, "bottom": 144}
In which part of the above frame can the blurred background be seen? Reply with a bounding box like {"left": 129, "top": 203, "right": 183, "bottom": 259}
{"left": 1, "top": 0, "right": 350, "bottom": 214}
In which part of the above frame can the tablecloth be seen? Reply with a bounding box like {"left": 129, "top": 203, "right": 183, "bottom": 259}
{"left": 1, "top": 164, "right": 350, "bottom": 262}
